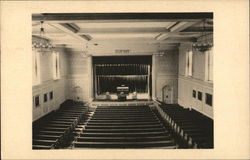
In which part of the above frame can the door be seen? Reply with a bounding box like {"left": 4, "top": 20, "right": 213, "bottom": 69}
{"left": 162, "top": 85, "right": 173, "bottom": 104}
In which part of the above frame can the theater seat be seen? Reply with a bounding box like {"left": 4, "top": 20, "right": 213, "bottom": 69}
{"left": 32, "top": 101, "right": 90, "bottom": 149}
{"left": 158, "top": 104, "right": 213, "bottom": 148}
{"left": 73, "top": 105, "right": 178, "bottom": 149}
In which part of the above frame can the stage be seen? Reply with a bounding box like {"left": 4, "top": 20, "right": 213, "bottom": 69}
{"left": 90, "top": 99, "right": 154, "bottom": 107}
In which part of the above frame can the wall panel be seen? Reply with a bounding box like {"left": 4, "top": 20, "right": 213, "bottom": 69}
{"left": 67, "top": 75, "right": 90, "bottom": 102}
{"left": 67, "top": 53, "right": 92, "bottom": 102}
{"left": 178, "top": 42, "right": 213, "bottom": 119}
{"left": 153, "top": 50, "right": 179, "bottom": 103}
{"left": 32, "top": 47, "right": 69, "bottom": 122}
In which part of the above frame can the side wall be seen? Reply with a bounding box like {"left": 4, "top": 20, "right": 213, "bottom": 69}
{"left": 152, "top": 50, "right": 179, "bottom": 103}
{"left": 178, "top": 42, "right": 213, "bottom": 118}
{"left": 32, "top": 47, "right": 70, "bottom": 121}
{"left": 67, "top": 53, "right": 93, "bottom": 102}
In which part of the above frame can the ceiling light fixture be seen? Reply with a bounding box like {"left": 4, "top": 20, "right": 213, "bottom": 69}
{"left": 32, "top": 21, "right": 54, "bottom": 52}
{"left": 192, "top": 19, "right": 213, "bottom": 52}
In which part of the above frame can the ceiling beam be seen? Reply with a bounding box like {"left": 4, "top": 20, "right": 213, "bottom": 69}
{"left": 170, "top": 21, "right": 197, "bottom": 32}
{"left": 71, "top": 50, "right": 156, "bottom": 55}
{"left": 48, "top": 23, "right": 89, "bottom": 43}
{"left": 155, "top": 33, "right": 171, "bottom": 41}
{"left": 78, "top": 27, "right": 170, "bottom": 34}
{"left": 163, "top": 38, "right": 196, "bottom": 43}
{"left": 95, "top": 38, "right": 195, "bottom": 43}
{"left": 155, "top": 21, "right": 201, "bottom": 41}
{"left": 32, "top": 13, "right": 213, "bottom": 22}
{"left": 33, "top": 29, "right": 202, "bottom": 37}
{"left": 181, "top": 27, "right": 213, "bottom": 32}
{"left": 60, "top": 23, "right": 80, "bottom": 33}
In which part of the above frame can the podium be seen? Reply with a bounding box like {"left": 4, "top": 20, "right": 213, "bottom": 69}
{"left": 117, "top": 85, "right": 129, "bottom": 101}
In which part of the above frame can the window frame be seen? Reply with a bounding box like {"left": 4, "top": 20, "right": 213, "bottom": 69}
{"left": 44, "top": 93, "right": 48, "bottom": 103}
{"left": 192, "top": 90, "right": 196, "bottom": 98}
{"left": 185, "top": 50, "right": 193, "bottom": 77}
{"left": 32, "top": 49, "right": 41, "bottom": 86}
{"left": 33, "top": 95, "right": 40, "bottom": 108}
{"left": 197, "top": 91, "right": 202, "bottom": 101}
{"left": 205, "top": 48, "right": 213, "bottom": 82}
{"left": 53, "top": 51, "right": 60, "bottom": 80}
{"left": 49, "top": 91, "right": 53, "bottom": 100}
{"left": 205, "top": 93, "right": 213, "bottom": 107}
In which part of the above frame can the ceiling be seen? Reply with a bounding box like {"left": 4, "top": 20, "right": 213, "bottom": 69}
{"left": 32, "top": 13, "right": 213, "bottom": 55}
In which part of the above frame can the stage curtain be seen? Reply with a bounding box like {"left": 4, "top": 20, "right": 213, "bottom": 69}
{"left": 96, "top": 64, "right": 148, "bottom": 75}
{"left": 95, "top": 64, "right": 149, "bottom": 94}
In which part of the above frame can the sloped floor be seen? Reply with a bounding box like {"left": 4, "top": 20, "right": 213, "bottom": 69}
{"left": 73, "top": 105, "right": 177, "bottom": 149}
{"left": 158, "top": 103, "right": 213, "bottom": 148}
{"left": 32, "top": 101, "right": 213, "bottom": 149}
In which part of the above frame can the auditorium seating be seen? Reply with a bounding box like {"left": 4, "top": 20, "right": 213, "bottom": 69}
{"left": 155, "top": 103, "right": 213, "bottom": 148}
{"left": 32, "top": 101, "right": 90, "bottom": 149}
{"left": 33, "top": 100, "right": 213, "bottom": 149}
{"left": 73, "top": 105, "right": 178, "bottom": 148}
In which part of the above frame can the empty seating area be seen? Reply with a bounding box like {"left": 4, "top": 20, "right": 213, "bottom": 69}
{"left": 33, "top": 101, "right": 214, "bottom": 149}
{"left": 32, "top": 101, "right": 89, "bottom": 149}
{"left": 73, "top": 105, "right": 177, "bottom": 149}
{"left": 156, "top": 103, "right": 213, "bottom": 148}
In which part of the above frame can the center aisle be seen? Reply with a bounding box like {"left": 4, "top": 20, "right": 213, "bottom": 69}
{"left": 73, "top": 105, "right": 177, "bottom": 149}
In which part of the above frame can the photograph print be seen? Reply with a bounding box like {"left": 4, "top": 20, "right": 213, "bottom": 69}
{"left": 32, "top": 12, "right": 214, "bottom": 149}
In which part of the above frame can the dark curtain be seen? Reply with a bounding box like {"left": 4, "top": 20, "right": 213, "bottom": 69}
{"left": 96, "top": 64, "right": 148, "bottom": 75}
{"left": 95, "top": 64, "right": 149, "bottom": 94}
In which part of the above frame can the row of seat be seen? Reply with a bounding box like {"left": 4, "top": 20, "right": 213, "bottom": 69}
{"left": 32, "top": 103, "right": 89, "bottom": 149}
{"left": 73, "top": 106, "right": 178, "bottom": 148}
{"left": 156, "top": 103, "right": 213, "bottom": 148}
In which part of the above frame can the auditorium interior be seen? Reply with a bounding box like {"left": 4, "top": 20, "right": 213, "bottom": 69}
{"left": 32, "top": 13, "right": 214, "bottom": 149}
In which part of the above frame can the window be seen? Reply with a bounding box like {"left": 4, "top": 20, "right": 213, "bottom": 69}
{"left": 32, "top": 49, "right": 41, "bottom": 85}
{"left": 205, "top": 48, "right": 213, "bottom": 81}
{"left": 206, "top": 93, "right": 213, "bottom": 106}
{"left": 44, "top": 93, "right": 48, "bottom": 102}
{"left": 49, "top": 91, "right": 53, "bottom": 100}
{"left": 192, "top": 90, "right": 196, "bottom": 98}
{"left": 185, "top": 50, "right": 193, "bottom": 76}
{"left": 53, "top": 51, "right": 60, "bottom": 80}
{"left": 198, "top": 91, "right": 202, "bottom": 101}
{"left": 34, "top": 95, "right": 40, "bottom": 107}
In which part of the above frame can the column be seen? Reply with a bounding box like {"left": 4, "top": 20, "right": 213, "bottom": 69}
{"left": 87, "top": 55, "right": 94, "bottom": 102}
{"left": 152, "top": 54, "right": 157, "bottom": 100}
